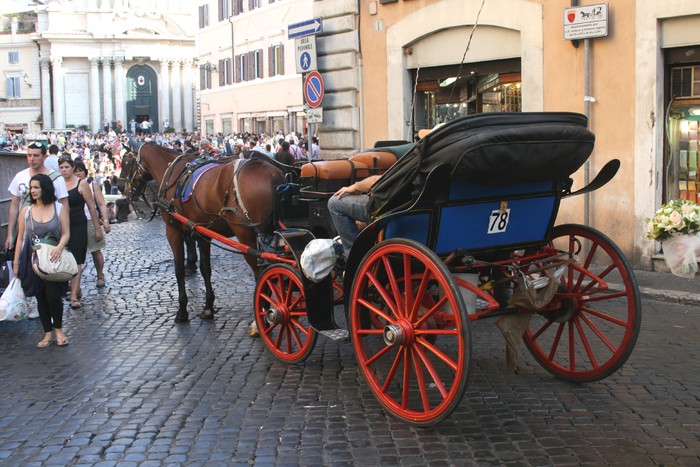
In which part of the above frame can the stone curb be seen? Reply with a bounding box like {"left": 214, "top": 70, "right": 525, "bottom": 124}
{"left": 609, "top": 282, "right": 700, "bottom": 306}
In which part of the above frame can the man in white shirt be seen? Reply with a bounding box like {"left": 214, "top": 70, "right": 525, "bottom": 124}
{"left": 4, "top": 142, "right": 69, "bottom": 251}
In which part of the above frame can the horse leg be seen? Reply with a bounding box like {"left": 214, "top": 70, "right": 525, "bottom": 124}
{"left": 185, "top": 233, "right": 198, "bottom": 275}
{"left": 198, "top": 240, "right": 216, "bottom": 319}
{"left": 167, "top": 225, "right": 189, "bottom": 323}
{"left": 236, "top": 228, "right": 261, "bottom": 336}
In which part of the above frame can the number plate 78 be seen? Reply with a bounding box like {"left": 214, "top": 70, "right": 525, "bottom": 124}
{"left": 487, "top": 209, "right": 511, "bottom": 234}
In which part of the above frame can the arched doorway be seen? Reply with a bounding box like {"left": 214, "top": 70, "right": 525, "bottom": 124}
{"left": 126, "top": 65, "right": 159, "bottom": 133}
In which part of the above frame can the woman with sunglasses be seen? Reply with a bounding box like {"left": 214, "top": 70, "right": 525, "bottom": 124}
{"left": 58, "top": 156, "right": 102, "bottom": 309}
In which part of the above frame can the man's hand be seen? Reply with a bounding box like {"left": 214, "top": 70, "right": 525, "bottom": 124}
{"left": 333, "top": 184, "right": 361, "bottom": 199}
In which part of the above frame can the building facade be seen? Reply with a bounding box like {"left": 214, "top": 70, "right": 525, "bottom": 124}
{"left": 31, "top": 0, "right": 198, "bottom": 133}
{"left": 354, "top": 0, "right": 700, "bottom": 269}
{"left": 197, "top": 0, "right": 313, "bottom": 138}
{"left": 0, "top": 6, "right": 41, "bottom": 133}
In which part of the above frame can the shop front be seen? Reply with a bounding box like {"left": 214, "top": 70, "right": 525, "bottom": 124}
{"left": 411, "top": 58, "right": 521, "bottom": 135}
{"left": 665, "top": 46, "right": 700, "bottom": 205}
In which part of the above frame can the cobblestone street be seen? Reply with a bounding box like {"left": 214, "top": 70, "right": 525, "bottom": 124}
{"left": 0, "top": 218, "right": 699, "bottom": 466}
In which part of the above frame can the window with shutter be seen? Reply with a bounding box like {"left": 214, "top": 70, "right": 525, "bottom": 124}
{"left": 254, "top": 49, "right": 263, "bottom": 79}
{"left": 247, "top": 51, "right": 254, "bottom": 81}
{"left": 268, "top": 46, "right": 274, "bottom": 77}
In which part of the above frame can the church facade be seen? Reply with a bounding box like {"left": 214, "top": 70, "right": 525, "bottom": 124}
{"left": 33, "top": 0, "right": 197, "bottom": 133}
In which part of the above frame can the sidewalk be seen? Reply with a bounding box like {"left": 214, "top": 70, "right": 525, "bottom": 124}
{"left": 629, "top": 268, "right": 700, "bottom": 306}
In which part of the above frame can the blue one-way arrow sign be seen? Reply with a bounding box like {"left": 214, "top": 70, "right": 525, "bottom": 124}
{"left": 288, "top": 17, "right": 323, "bottom": 39}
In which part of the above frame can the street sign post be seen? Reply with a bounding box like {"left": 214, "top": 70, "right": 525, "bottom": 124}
{"left": 306, "top": 107, "right": 323, "bottom": 124}
{"left": 563, "top": 3, "right": 608, "bottom": 40}
{"left": 288, "top": 17, "right": 323, "bottom": 39}
{"left": 303, "top": 71, "right": 324, "bottom": 109}
{"left": 295, "top": 36, "right": 317, "bottom": 74}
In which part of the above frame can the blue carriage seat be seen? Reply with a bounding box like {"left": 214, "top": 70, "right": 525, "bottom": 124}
{"left": 368, "top": 112, "right": 595, "bottom": 255}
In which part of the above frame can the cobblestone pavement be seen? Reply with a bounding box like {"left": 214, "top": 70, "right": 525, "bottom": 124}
{"left": 0, "top": 218, "right": 699, "bottom": 466}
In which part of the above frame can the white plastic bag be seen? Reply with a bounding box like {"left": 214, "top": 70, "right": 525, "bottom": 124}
{"left": 662, "top": 233, "right": 700, "bottom": 279}
{"left": 0, "top": 278, "right": 28, "bottom": 321}
{"left": 300, "top": 238, "right": 342, "bottom": 283}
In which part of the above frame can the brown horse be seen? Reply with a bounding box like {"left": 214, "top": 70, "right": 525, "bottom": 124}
{"left": 118, "top": 143, "right": 286, "bottom": 323}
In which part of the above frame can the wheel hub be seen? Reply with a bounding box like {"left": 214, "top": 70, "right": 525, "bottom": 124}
{"left": 383, "top": 320, "right": 415, "bottom": 346}
{"left": 266, "top": 306, "right": 288, "bottom": 325}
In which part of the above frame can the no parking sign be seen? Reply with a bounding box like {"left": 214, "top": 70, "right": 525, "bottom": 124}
{"left": 303, "top": 71, "right": 324, "bottom": 109}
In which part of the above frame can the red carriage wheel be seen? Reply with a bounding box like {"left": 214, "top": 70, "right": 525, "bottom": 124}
{"left": 350, "top": 239, "right": 471, "bottom": 426}
{"left": 254, "top": 264, "right": 317, "bottom": 364}
{"left": 523, "top": 224, "right": 641, "bottom": 383}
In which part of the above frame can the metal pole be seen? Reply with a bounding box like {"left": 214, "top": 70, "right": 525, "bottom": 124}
{"left": 584, "top": 38, "right": 591, "bottom": 227}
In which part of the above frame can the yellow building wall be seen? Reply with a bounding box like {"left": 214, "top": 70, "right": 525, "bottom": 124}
{"left": 543, "top": 0, "right": 636, "bottom": 255}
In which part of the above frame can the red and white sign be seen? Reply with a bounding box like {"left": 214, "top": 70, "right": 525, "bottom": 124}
{"left": 303, "top": 71, "right": 325, "bottom": 109}
{"left": 563, "top": 3, "right": 608, "bottom": 40}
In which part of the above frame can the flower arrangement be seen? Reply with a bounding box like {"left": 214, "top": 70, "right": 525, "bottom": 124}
{"left": 646, "top": 199, "right": 700, "bottom": 242}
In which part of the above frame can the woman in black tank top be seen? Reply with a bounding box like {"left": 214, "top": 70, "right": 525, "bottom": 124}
{"left": 59, "top": 157, "right": 102, "bottom": 309}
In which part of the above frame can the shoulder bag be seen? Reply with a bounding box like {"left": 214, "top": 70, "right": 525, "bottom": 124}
{"left": 28, "top": 207, "right": 78, "bottom": 282}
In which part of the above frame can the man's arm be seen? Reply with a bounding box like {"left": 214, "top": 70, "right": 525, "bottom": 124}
{"left": 333, "top": 175, "right": 381, "bottom": 199}
{"left": 4, "top": 195, "right": 20, "bottom": 250}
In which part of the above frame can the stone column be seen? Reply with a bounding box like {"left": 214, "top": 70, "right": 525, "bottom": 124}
{"left": 102, "top": 57, "right": 113, "bottom": 128}
{"left": 171, "top": 60, "right": 182, "bottom": 132}
{"left": 89, "top": 58, "right": 101, "bottom": 132}
{"left": 182, "top": 59, "right": 194, "bottom": 133}
{"left": 159, "top": 59, "right": 170, "bottom": 132}
{"left": 40, "top": 58, "right": 52, "bottom": 129}
{"left": 51, "top": 57, "right": 65, "bottom": 129}
{"left": 113, "top": 56, "right": 126, "bottom": 128}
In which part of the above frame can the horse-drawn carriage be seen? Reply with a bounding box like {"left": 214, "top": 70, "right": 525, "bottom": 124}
{"left": 120, "top": 112, "right": 641, "bottom": 426}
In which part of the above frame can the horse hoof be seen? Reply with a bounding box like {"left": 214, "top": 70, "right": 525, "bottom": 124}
{"left": 199, "top": 309, "right": 215, "bottom": 320}
{"left": 248, "top": 321, "right": 259, "bottom": 337}
{"left": 175, "top": 314, "right": 189, "bottom": 323}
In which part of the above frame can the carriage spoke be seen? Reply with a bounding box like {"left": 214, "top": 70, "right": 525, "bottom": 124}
{"left": 531, "top": 318, "right": 555, "bottom": 340}
{"left": 403, "top": 254, "right": 413, "bottom": 314}
{"left": 365, "top": 343, "right": 394, "bottom": 366}
{"left": 581, "top": 305, "right": 629, "bottom": 328}
{"left": 367, "top": 271, "right": 399, "bottom": 319}
{"left": 409, "top": 269, "right": 432, "bottom": 322}
{"left": 382, "top": 255, "right": 406, "bottom": 316}
{"left": 414, "top": 342, "right": 449, "bottom": 398}
{"left": 413, "top": 294, "right": 449, "bottom": 329}
{"left": 578, "top": 311, "right": 618, "bottom": 353}
{"left": 380, "top": 347, "right": 405, "bottom": 394}
{"left": 402, "top": 350, "right": 411, "bottom": 409}
{"left": 547, "top": 322, "right": 565, "bottom": 361}
{"left": 573, "top": 316, "right": 599, "bottom": 368}
{"left": 586, "top": 290, "right": 628, "bottom": 301}
{"left": 285, "top": 325, "right": 293, "bottom": 353}
{"left": 568, "top": 321, "right": 576, "bottom": 371}
{"left": 410, "top": 349, "right": 432, "bottom": 412}
{"left": 417, "top": 337, "right": 459, "bottom": 372}
{"left": 290, "top": 317, "right": 310, "bottom": 337}
{"left": 358, "top": 297, "right": 395, "bottom": 325}
{"left": 258, "top": 292, "right": 276, "bottom": 310}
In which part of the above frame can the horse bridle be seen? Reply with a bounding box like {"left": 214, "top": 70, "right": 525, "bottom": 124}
{"left": 119, "top": 147, "right": 153, "bottom": 208}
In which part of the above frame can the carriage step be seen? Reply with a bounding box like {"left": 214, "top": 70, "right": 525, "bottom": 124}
{"left": 318, "top": 329, "right": 349, "bottom": 341}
